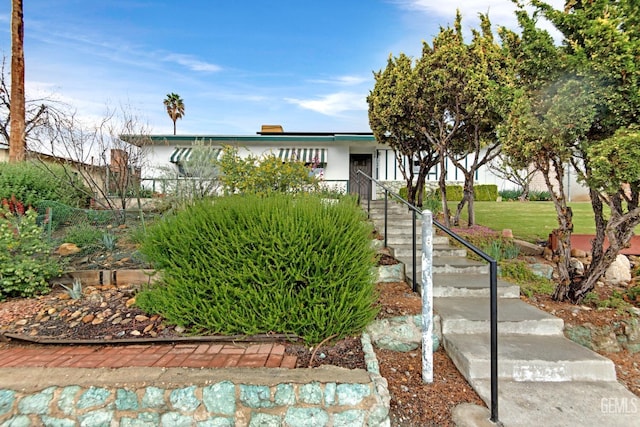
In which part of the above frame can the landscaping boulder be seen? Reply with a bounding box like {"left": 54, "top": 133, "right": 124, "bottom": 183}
{"left": 56, "top": 243, "right": 81, "bottom": 256}
{"left": 604, "top": 254, "right": 631, "bottom": 285}
{"left": 513, "top": 239, "right": 544, "bottom": 256}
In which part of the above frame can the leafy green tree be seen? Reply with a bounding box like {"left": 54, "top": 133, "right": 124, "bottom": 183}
{"left": 445, "top": 14, "right": 516, "bottom": 225}
{"left": 369, "top": 12, "right": 513, "bottom": 226}
{"left": 504, "top": 1, "right": 640, "bottom": 302}
{"left": 163, "top": 93, "right": 184, "bottom": 135}
{"left": 368, "top": 53, "right": 439, "bottom": 208}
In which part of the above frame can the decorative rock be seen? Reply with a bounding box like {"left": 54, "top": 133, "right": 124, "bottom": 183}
{"left": 285, "top": 408, "right": 329, "bottom": 427}
{"left": 160, "top": 412, "right": 192, "bottom": 426}
{"left": 58, "top": 386, "right": 81, "bottom": 415}
{"left": 40, "top": 415, "right": 76, "bottom": 427}
{"left": 125, "top": 297, "right": 136, "bottom": 308}
{"left": 77, "top": 387, "right": 111, "bottom": 409}
{"left": 334, "top": 410, "right": 366, "bottom": 426}
{"left": 18, "top": 387, "right": 55, "bottom": 414}
{"left": 530, "top": 263, "right": 554, "bottom": 279}
{"left": 571, "top": 248, "right": 588, "bottom": 258}
{"left": 299, "top": 383, "right": 323, "bottom": 404}
{"left": 82, "top": 314, "right": 95, "bottom": 324}
{"left": 111, "top": 317, "right": 123, "bottom": 325}
{"left": 78, "top": 410, "right": 114, "bottom": 426}
{"left": 116, "top": 388, "right": 140, "bottom": 411}
{"left": 141, "top": 387, "right": 166, "bottom": 409}
{"left": 56, "top": 243, "right": 81, "bottom": 256}
{"left": 130, "top": 330, "right": 141, "bottom": 336}
{"left": 91, "top": 317, "right": 104, "bottom": 325}
{"left": 203, "top": 382, "right": 236, "bottom": 415}
{"left": 514, "top": 239, "right": 544, "bottom": 256}
{"left": 336, "top": 383, "right": 370, "bottom": 405}
{"left": 239, "top": 385, "right": 274, "bottom": 409}
{"left": 569, "top": 258, "right": 585, "bottom": 276}
{"left": 248, "top": 413, "right": 281, "bottom": 426}
{"left": 367, "top": 315, "right": 440, "bottom": 352}
{"left": 143, "top": 324, "right": 154, "bottom": 333}
{"left": 502, "top": 229, "right": 513, "bottom": 238}
{"left": 0, "top": 389, "right": 16, "bottom": 416}
{"left": 605, "top": 254, "right": 631, "bottom": 285}
{"left": 134, "top": 315, "right": 149, "bottom": 322}
{"left": 169, "top": 386, "right": 200, "bottom": 412}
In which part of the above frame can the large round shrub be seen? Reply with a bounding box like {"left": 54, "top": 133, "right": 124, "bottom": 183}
{"left": 137, "top": 193, "right": 378, "bottom": 344}
{"left": 0, "top": 161, "right": 90, "bottom": 207}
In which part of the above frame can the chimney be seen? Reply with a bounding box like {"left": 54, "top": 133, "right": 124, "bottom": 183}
{"left": 260, "top": 124, "right": 284, "bottom": 133}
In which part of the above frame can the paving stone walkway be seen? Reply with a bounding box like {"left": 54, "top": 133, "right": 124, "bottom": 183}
{"left": 0, "top": 342, "right": 297, "bottom": 369}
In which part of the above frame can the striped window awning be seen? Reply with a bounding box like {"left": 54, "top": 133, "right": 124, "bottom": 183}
{"left": 170, "top": 147, "right": 192, "bottom": 163}
{"left": 278, "top": 148, "right": 327, "bottom": 164}
{"left": 169, "top": 147, "right": 222, "bottom": 164}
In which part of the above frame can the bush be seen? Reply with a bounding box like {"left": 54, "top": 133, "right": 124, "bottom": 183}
{"left": 63, "top": 224, "right": 103, "bottom": 248}
{"left": 434, "top": 185, "right": 464, "bottom": 201}
{"left": 474, "top": 185, "right": 499, "bottom": 201}
{"left": 0, "top": 208, "right": 63, "bottom": 300}
{"left": 136, "top": 193, "right": 378, "bottom": 344}
{"left": 398, "top": 187, "right": 441, "bottom": 213}
{"left": 499, "top": 260, "right": 555, "bottom": 297}
{"left": 0, "top": 161, "right": 90, "bottom": 208}
{"left": 499, "top": 189, "right": 523, "bottom": 201}
{"left": 218, "top": 146, "right": 319, "bottom": 196}
{"left": 529, "top": 191, "right": 552, "bottom": 201}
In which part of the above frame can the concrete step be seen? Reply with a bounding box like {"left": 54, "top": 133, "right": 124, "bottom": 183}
{"left": 433, "top": 273, "right": 520, "bottom": 298}
{"left": 383, "top": 235, "right": 450, "bottom": 247}
{"left": 393, "top": 244, "right": 466, "bottom": 258}
{"left": 444, "top": 333, "right": 617, "bottom": 382}
{"left": 402, "top": 256, "right": 489, "bottom": 275}
{"left": 469, "top": 379, "right": 640, "bottom": 427}
{"left": 435, "top": 297, "right": 564, "bottom": 335}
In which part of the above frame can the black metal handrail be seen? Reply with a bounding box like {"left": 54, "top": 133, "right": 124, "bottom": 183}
{"left": 355, "top": 170, "right": 500, "bottom": 424}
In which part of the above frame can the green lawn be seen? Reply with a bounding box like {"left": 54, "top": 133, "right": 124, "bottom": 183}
{"left": 450, "top": 201, "right": 598, "bottom": 242}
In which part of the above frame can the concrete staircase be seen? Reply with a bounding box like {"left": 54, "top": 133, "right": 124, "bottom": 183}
{"left": 365, "top": 200, "right": 638, "bottom": 426}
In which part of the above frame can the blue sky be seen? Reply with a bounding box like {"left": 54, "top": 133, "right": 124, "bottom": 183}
{"left": 0, "top": 1, "right": 562, "bottom": 135}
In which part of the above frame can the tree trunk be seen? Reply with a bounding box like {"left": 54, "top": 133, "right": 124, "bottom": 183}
{"left": 9, "top": 0, "right": 25, "bottom": 163}
{"left": 173, "top": 119, "right": 177, "bottom": 135}
{"left": 453, "top": 172, "right": 475, "bottom": 226}
{"left": 438, "top": 154, "right": 450, "bottom": 227}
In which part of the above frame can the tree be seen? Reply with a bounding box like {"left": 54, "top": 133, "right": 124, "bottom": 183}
{"left": 504, "top": 1, "right": 640, "bottom": 302}
{"left": 446, "top": 14, "right": 515, "bottom": 226}
{"left": 163, "top": 93, "right": 184, "bottom": 135}
{"left": 368, "top": 54, "right": 439, "bottom": 208}
{"left": 488, "top": 154, "right": 536, "bottom": 200}
{"left": 32, "top": 106, "right": 153, "bottom": 218}
{"left": 9, "top": 0, "right": 25, "bottom": 163}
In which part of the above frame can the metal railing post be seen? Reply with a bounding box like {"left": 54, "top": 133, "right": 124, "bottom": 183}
{"left": 355, "top": 169, "right": 500, "bottom": 424}
{"left": 384, "top": 190, "right": 388, "bottom": 249}
{"left": 412, "top": 209, "right": 417, "bottom": 292}
{"left": 490, "top": 259, "right": 499, "bottom": 422}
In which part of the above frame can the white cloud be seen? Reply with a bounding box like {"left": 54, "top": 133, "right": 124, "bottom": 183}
{"left": 285, "top": 92, "right": 367, "bottom": 116}
{"left": 309, "top": 75, "right": 370, "bottom": 86}
{"left": 164, "top": 54, "right": 222, "bottom": 72}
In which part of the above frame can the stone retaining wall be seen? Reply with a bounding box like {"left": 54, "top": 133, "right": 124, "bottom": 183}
{"left": 0, "top": 335, "right": 390, "bottom": 426}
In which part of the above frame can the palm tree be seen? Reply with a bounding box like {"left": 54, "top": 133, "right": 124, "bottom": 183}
{"left": 9, "top": 0, "right": 26, "bottom": 162}
{"left": 163, "top": 93, "right": 184, "bottom": 135}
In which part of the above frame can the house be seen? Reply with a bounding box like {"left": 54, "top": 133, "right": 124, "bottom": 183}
{"left": 140, "top": 125, "right": 589, "bottom": 201}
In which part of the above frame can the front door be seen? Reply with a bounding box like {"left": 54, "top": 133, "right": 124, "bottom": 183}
{"left": 349, "top": 154, "right": 372, "bottom": 201}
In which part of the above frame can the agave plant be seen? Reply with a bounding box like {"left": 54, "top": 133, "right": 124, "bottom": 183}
{"left": 60, "top": 278, "right": 83, "bottom": 300}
